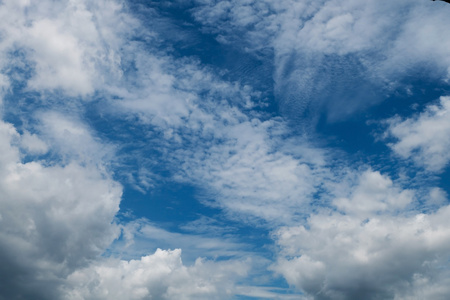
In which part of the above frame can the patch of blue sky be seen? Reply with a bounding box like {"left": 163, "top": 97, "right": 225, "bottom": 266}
{"left": 440, "top": 169, "right": 450, "bottom": 196}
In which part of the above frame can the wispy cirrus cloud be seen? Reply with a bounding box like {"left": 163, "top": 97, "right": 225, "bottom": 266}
{"left": 191, "top": 0, "right": 450, "bottom": 123}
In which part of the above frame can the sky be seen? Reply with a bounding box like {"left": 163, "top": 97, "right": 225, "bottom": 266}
{"left": 1, "top": 0, "right": 450, "bottom": 299}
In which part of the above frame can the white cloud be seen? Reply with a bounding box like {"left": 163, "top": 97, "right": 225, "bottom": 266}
{"left": 191, "top": 0, "right": 450, "bottom": 121}
{"left": 0, "top": 73, "right": 10, "bottom": 103}
{"left": 0, "top": 119, "right": 122, "bottom": 299}
{"left": 1, "top": 0, "right": 329, "bottom": 229}
{"left": 0, "top": 113, "right": 280, "bottom": 299}
{"left": 384, "top": 96, "right": 450, "bottom": 172}
{"left": 0, "top": 116, "right": 259, "bottom": 300}
{"left": 333, "top": 170, "right": 414, "bottom": 216}
{"left": 175, "top": 117, "right": 326, "bottom": 224}
{"left": 272, "top": 170, "right": 450, "bottom": 300}
{"left": 37, "top": 111, "right": 116, "bottom": 165}
{"left": 19, "top": 130, "right": 49, "bottom": 155}
{"left": 2, "top": 1, "right": 450, "bottom": 299}
{"left": 63, "top": 248, "right": 249, "bottom": 300}
{"left": 107, "top": 52, "right": 194, "bottom": 128}
{"left": 0, "top": 0, "right": 133, "bottom": 97}
{"left": 107, "top": 47, "right": 262, "bottom": 130}
{"left": 25, "top": 18, "right": 95, "bottom": 95}
{"left": 92, "top": 23, "right": 329, "bottom": 225}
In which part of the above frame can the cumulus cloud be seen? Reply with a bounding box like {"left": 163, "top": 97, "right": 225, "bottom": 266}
{"left": 384, "top": 96, "right": 450, "bottom": 172}
{"left": 333, "top": 170, "right": 414, "bottom": 216}
{"left": 272, "top": 170, "right": 450, "bottom": 300}
{"left": 63, "top": 248, "right": 249, "bottom": 300}
{"left": 0, "top": 120, "right": 122, "bottom": 299}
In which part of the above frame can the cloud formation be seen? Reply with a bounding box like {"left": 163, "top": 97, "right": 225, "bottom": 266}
{"left": 192, "top": 0, "right": 450, "bottom": 122}
{"left": 63, "top": 248, "right": 249, "bottom": 300}
{"left": 272, "top": 170, "right": 450, "bottom": 300}
{"left": 385, "top": 96, "right": 450, "bottom": 172}
{"left": 0, "top": 119, "right": 122, "bottom": 299}
{"left": 0, "top": 1, "right": 290, "bottom": 298}
{"left": 1, "top": 0, "right": 450, "bottom": 299}
{"left": 0, "top": 0, "right": 132, "bottom": 97}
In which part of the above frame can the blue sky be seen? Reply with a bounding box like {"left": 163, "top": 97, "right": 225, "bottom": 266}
{"left": 1, "top": 0, "right": 450, "bottom": 299}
